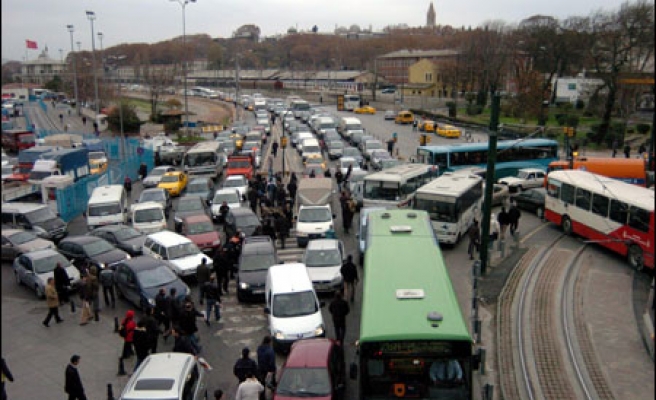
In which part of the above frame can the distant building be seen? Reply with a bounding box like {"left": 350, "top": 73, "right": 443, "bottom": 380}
{"left": 232, "top": 24, "right": 261, "bottom": 42}
{"left": 551, "top": 73, "right": 604, "bottom": 104}
{"left": 20, "top": 48, "right": 66, "bottom": 85}
{"left": 427, "top": 2, "right": 436, "bottom": 28}
{"left": 376, "top": 49, "right": 459, "bottom": 85}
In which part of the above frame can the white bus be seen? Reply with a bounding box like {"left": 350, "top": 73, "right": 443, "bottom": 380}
{"left": 182, "top": 141, "right": 223, "bottom": 179}
{"left": 363, "top": 164, "right": 435, "bottom": 208}
{"left": 343, "top": 94, "right": 360, "bottom": 111}
{"left": 414, "top": 172, "right": 483, "bottom": 244}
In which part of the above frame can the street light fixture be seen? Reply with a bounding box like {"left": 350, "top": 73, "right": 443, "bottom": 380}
{"left": 169, "top": 0, "right": 196, "bottom": 137}
{"left": 86, "top": 10, "right": 100, "bottom": 118}
{"left": 67, "top": 25, "right": 80, "bottom": 116}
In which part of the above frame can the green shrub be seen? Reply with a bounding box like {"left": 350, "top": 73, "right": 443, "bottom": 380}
{"left": 466, "top": 104, "right": 483, "bottom": 116}
{"left": 556, "top": 114, "right": 568, "bottom": 126}
{"left": 558, "top": 102, "right": 574, "bottom": 112}
{"left": 446, "top": 101, "right": 457, "bottom": 118}
{"left": 566, "top": 115, "right": 579, "bottom": 128}
{"left": 575, "top": 99, "right": 585, "bottom": 110}
{"left": 637, "top": 123, "right": 651, "bottom": 135}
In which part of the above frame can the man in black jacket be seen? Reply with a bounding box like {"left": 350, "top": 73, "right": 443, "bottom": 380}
{"left": 233, "top": 347, "right": 258, "bottom": 383}
{"left": 196, "top": 258, "right": 211, "bottom": 305}
{"left": 53, "top": 263, "right": 71, "bottom": 305}
{"left": 154, "top": 288, "right": 171, "bottom": 339}
{"left": 340, "top": 255, "right": 358, "bottom": 303}
{"left": 203, "top": 274, "right": 222, "bottom": 326}
{"left": 213, "top": 248, "right": 231, "bottom": 295}
{"left": 329, "top": 290, "right": 350, "bottom": 345}
{"left": 65, "top": 355, "right": 87, "bottom": 400}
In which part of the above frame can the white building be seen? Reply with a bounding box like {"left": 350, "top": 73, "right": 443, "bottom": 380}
{"left": 551, "top": 73, "right": 604, "bottom": 104}
{"left": 20, "top": 49, "right": 66, "bottom": 85}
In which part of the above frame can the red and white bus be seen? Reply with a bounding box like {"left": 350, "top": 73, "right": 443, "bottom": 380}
{"left": 545, "top": 170, "right": 654, "bottom": 270}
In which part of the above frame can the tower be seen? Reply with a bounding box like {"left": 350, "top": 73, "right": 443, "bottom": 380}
{"left": 427, "top": 2, "right": 436, "bottom": 28}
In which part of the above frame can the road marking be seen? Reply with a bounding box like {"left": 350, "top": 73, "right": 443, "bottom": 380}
{"left": 520, "top": 221, "right": 551, "bottom": 244}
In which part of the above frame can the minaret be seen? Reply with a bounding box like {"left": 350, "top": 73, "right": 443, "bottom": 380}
{"left": 427, "top": 2, "right": 436, "bottom": 28}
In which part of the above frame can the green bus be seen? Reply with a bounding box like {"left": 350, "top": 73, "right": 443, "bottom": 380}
{"left": 352, "top": 209, "right": 475, "bottom": 400}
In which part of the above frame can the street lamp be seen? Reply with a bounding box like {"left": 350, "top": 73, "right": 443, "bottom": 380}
{"left": 98, "top": 32, "right": 104, "bottom": 72}
{"left": 67, "top": 25, "right": 80, "bottom": 116}
{"left": 169, "top": 0, "right": 196, "bottom": 137}
{"left": 86, "top": 10, "right": 100, "bottom": 118}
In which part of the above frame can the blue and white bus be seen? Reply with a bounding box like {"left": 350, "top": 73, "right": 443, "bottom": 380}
{"left": 416, "top": 138, "right": 558, "bottom": 180}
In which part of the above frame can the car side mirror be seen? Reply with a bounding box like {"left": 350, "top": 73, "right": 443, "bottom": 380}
{"left": 263, "top": 307, "right": 270, "bottom": 314}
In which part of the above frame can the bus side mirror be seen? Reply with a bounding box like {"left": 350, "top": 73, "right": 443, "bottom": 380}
{"left": 349, "top": 362, "right": 358, "bottom": 380}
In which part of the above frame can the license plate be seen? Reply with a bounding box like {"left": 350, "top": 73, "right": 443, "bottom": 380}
{"left": 252, "top": 289, "right": 264, "bottom": 294}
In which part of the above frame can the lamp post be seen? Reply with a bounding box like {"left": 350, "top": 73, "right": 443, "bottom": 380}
{"left": 169, "top": 0, "right": 196, "bottom": 137}
{"left": 98, "top": 32, "right": 104, "bottom": 73}
{"left": 66, "top": 25, "right": 80, "bottom": 116}
{"left": 86, "top": 10, "right": 100, "bottom": 117}
{"left": 235, "top": 53, "right": 241, "bottom": 121}
{"left": 76, "top": 41, "right": 81, "bottom": 52}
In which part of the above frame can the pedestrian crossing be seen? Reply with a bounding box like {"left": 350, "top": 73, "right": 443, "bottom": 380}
{"left": 276, "top": 236, "right": 305, "bottom": 264}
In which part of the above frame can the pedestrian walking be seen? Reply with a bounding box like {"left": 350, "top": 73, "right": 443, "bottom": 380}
{"left": 143, "top": 306, "right": 161, "bottom": 354}
{"left": 497, "top": 207, "right": 510, "bottom": 240}
{"left": 638, "top": 143, "right": 647, "bottom": 159}
{"left": 43, "top": 278, "right": 63, "bottom": 327}
{"left": 247, "top": 186, "right": 259, "bottom": 214}
{"left": 341, "top": 194, "right": 356, "bottom": 234}
{"left": 309, "top": 169, "right": 316, "bottom": 178}
{"left": 286, "top": 179, "right": 297, "bottom": 206}
{"left": 123, "top": 176, "right": 132, "bottom": 193}
{"left": 81, "top": 116, "right": 87, "bottom": 126}
{"left": 203, "top": 274, "right": 222, "bottom": 326}
{"left": 267, "top": 179, "right": 277, "bottom": 204}
{"left": 267, "top": 158, "right": 274, "bottom": 177}
{"left": 219, "top": 201, "right": 230, "bottom": 224}
{"left": 275, "top": 213, "right": 290, "bottom": 249}
{"left": 276, "top": 185, "right": 287, "bottom": 208}
{"left": 154, "top": 288, "right": 171, "bottom": 339}
{"left": 412, "top": 119, "right": 418, "bottom": 131}
{"left": 340, "top": 255, "right": 358, "bottom": 303}
{"left": 213, "top": 248, "right": 231, "bottom": 295}
{"left": 196, "top": 258, "right": 211, "bottom": 306}
{"left": 335, "top": 169, "right": 344, "bottom": 192}
{"left": 53, "top": 262, "right": 71, "bottom": 307}
{"left": 329, "top": 290, "right": 350, "bottom": 345}
{"left": 235, "top": 372, "right": 264, "bottom": 400}
{"left": 489, "top": 213, "right": 500, "bottom": 250}
{"left": 119, "top": 310, "right": 137, "bottom": 361}
{"left": 234, "top": 347, "right": 258, "bottom": 384}
{"left": 387, "top": 138, "right": 395, "bottom": 154}
{"left": 256, "top": 336, "right": 276, "bottom": 398}
{"left": 65, "top": 355, "right": 87, "bottom": 400}
{"left": 179, "top": 300, "right": 204, "bottom": 354}
{"left": 508, "top": 202, "right": 522, "bottom": 235}
{"left": 1, "top": 358, "right": 13, "bottom": 400}
{"left": 467, "top": 219, "right": 481, "bottom": 260}
{"left": 272, "top": 141, "right": 279, "bottom": 158}
{"left": 171, "top": 325, "right": 197, "bottom": 355}
{"left": 624, "top": 144, "right": 631, "bottom": 159}
{"left": 138, "top": 162, "right": 148, "bottom": 181}
{"left": 77, "top": 276, "right": 91, "bottom": 325}
{"left": 99, "top": 267, "right": 116, "bottom": 308}
{"left": 262, "top": 217, "right": 277, "bottom": 244}
{"left": 87, "top": 266, "right": 100, "bottom": 321}
{"left": 59, "top": 113, "right": 64, "bottom": 125}
{"left": 132, "top": 320, "right": 150, "bottom": 372}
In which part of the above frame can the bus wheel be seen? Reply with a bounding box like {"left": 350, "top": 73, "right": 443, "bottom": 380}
{"left": 561, "top": 216, "right": 573, "bottom": 236}
{"left": 628, "top": 245, "right": 644, "bottom": 271}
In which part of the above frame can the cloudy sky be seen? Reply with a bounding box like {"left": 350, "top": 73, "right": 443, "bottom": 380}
{"left": 2, "top": 0, "right": 626, "bottom": 62}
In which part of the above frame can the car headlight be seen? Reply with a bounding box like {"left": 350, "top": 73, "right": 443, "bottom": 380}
{"left": 274, "top": 330, "right": 285, "bottom": 340}
{"left": 314, "top": 325, "right": 325, "bottom": 336}
{"left": 239, "top": 282, "right": 250, "bottom": 290}
{"left": 125, "top": 254, "right": 132, "bottom": 260}
{"left": 148, "top": 298, "right": 156, "bottom": 306}
{"left": 98, "top": 262, "right": 106, "bottom": 270}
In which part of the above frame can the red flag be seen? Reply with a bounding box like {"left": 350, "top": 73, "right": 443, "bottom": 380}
{"left": 26, "top": 40, "right": 37, "bottom": 49}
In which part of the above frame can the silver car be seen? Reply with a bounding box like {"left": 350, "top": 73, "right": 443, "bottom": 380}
{"left": 142, "top": 166, "right": 176, "bottom": 188}
{"left": 1, "top": 229, "right": 55, "bottom": 261}
{"left": 13, "top": 249, "right": 81, "bottom": 299}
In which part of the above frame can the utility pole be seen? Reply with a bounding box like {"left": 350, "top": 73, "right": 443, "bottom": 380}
{"left": 479, "top": 93, "right": 500, "bottom": 275}
{"left": 235, "top": 54, "right": 241, "bottom": 121}
{"left": 66, "top": 25, "right": 80, "bottom": 116}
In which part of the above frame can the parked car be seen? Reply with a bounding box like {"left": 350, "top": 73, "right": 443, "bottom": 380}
{"left": 173, "top": 195, "right": 211, "bottom": 232}
{"left": 13, "top": 249, "right": 81, "bottom": 299}
{"left": 274, "top": 338, "right": 346, "bottom": 400}
{"left": 342, "top": 147, "right": 364, "bottom": 167}
{"left": 142, "top": 165, "right": 176, "bottom": 188}
{"left": 1, "top": 229, "right": 55, "bottom": 260}
{"left": 339, "top": 157, "right": 362, "bottom": 176}
{"left": 302, "top": 239, "right": 344, "bottom": 294}
{"left": 498, "top": 168, "right": 546, "bottom": 193}
{"left": 88, "top": 225, "right": 146, "bottom": 256}
{"left": 222, "top": 175, "right": 249, "bottom": 199}
{"left": 224, "top": 208, "right": 262, "bottom": 238}
{"left": 130, "top": 202, "right": 167, "bottom": 235}
{"left": 381, "top": 88, "right": 396, "bottom": 94}
{"left": 158, "top": 171, "right": 188, "bottom": 197}
{"left": 57, "top": 236, "right": 130, "bottom": 271}
{"left": 180, "top": 215, "right": 222, "bottom": 254}
{"left": 142, "top": 231, "right": 211, "bottom": 277}
{"left": 137, "top": 188, "right": 172, "bottom": 218}
{"left": 326, "top": 140, "right": 344, "bottom": 160}
{"left": 384, "top": 110, "right": 396, "bottom": 120}
{"left": 184, "top": 177, "right": 215, "bottom": 205}
{"left": 362, "top": 140, "right": 384, "bottom": 161}
{"left": 114, "top": 256, "right": 189, "bottom": 309}
{"left": 512, "top": 188, "right": 546, "bottom": 218}
{"left": 237, "top": 236, "right": 278, "bottom": 302}
{"left": 210, "top": 189, "right": 243, "bottom": 221}
{"left": 369, "top": 149, "right": 393, "bottom": 171}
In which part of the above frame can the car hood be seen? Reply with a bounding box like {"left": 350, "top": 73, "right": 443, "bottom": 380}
{"left": 306, "top": 265, "right": 342, "bottom": 283}
{"left": 499, "top": 177, "right": 524, "bottom": 185}
{"left": 142, "top": 176, "right": 161, "bottom": 185}
{"left": 187, "top": 231, "right": 221, "bottom": 245}
{"left": 94, "top": 249, "right": 128, "bottom": 266}
{"left": 121, "top": 237, "right": 146, "bottom": 255}
{"left": 37, "top": 265, "right": 81, "bottom": 286}
{"left": 238, "top": 268, "right": 268, "bottom": 287}
{"left": 239, "top": 224, "right": 260, "bottom": 236}
{"left": 18, "top": 239, "right": 55, "bottom": 253}
{"left": 270, "top": 310, "right": 324, "bottom": 340}
{"left": 38, "top": 218, "right": 66, "bottom": 231}
{"left": 169, "top": 253, "right": 210, "bottom": 272}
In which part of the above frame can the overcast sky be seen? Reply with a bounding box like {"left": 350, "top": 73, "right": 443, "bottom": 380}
{"left": 2, "top": 0, "right": 626, "bottom": 63}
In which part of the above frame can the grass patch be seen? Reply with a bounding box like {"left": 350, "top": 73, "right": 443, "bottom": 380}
{"left": 176, "top": 135, "right": 207, "bottom": 143}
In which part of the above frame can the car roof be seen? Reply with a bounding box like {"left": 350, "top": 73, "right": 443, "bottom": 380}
{"left": 141, "top": 187, "right": 167, "bottom": 194}
{"left": 121, "top": 353, "right": 195, "bottom": 398}
{"left": 229, "top": 207, "right": 257, "bottom": 217}
{"left": 188, "top": 177, "right": 211, "bottom": 184}
{"left": 61, "top": 236, "right": 102, "bottom": 244}
{"left": 182, "top": 214, "right": 213, "bottom": 224}
{"left": 242, "top": 236, "right": 275, "bottom": 255}
{"left": 225, "top": 175, "right": 246, "bottom": 181}
{"left": 214, "top": 188, "right": 240, "bottom": 196}
{"left": 132, "top": 202, "right": 164, "bottom": 211}
{"left": 122, "top": 255, "right": 167, "bottom": 270}
{"left": 147, "top": 231, "right": 191, "bottom": 245}
{"left": 163, "top": 171, "right": 184, "bottom": 176}
{"left": 91, "top": 224, "right": 131, "bottom": 233}
{"left": 2, "top": 229, "right": 25, "bottom": 237}
{"left": 286, "top": 338, "right": 336, "bottom": 368}
{"left": 20, "top": 248, "right": 62, "bottom": 260}
{"left": 152, "top": 165, "right": 175, "bottom": 171}
{"left": 306, "top": 239, "right": 340, "bottom": 251}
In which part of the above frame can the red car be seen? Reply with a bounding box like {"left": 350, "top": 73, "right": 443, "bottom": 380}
{"left": 274, "top": 338, "right": 346, "bottom": 400}
{"left": 180, "top": 215, "right": 222, "bottom": 254}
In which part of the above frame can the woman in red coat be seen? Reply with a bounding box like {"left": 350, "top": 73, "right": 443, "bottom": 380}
{"left": 120, "top": 310, "right": 137, "bottom": 360}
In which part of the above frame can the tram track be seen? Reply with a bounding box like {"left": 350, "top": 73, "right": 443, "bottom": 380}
{"left": 497, "top": 231, "right": 616, "bottom": 400}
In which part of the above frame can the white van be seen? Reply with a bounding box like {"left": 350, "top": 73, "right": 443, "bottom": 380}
{"left": 338, "top": 117, "right": 364, "bottom": 140}
{"left": 301, "top": 138, "right": 321, "bottom": 161}
{"left": 86, "top": 185, "right": 128, "bottom": 230}
{"left": 130, "top": 202, "right": 167, "bottom": 234}
{"left": 265, "top": 263, "right": 325, "bottom": 353}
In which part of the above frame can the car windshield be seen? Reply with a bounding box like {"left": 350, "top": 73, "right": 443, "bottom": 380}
{"left": 272, "top": 290, "right": 318, "bottom": 318}
{"left": 381, "top": 159, "right": 399, "bottom": 169}
{"left": 160, "top": 174, "right": 179, "bottom": 183}
{"left": 137, "top": 267, "right": 177, "bottom": 289}
{"left": 113, "top": 227, "right": 142, "bottom": 241}
{"left": 343, "top": 148, "right": 360, "bottom": 157}
{"left": 9, "top": 231, "right": 38, "bottom": 245}
{"left": 298, "top": 208, "right": 332, "bottom": 223}
{"left": 414, "top": 198, "right": 456, "bottom": 223}
{"left": 329, "top": 141, "right": 343, "bottom": 149}
{"left": 149, "top": 168, "right": 168, "bottom": 176}
{"left": 188, "top": 221, "right": 214, "bottom": 235}
{"left": 88, "top": 203, "right": 121, "bottom": 217}
{"left": 134, "top": 208, "right": 164, "bottom": 223}
{"left": 33, "top": 253, "right": 68, "bottom": 274}
{"left": 177, "top": 199, "right": 203, "bottom": 212}
{"left": 81, "top": 239, "right": 115, "bottom": 257}
{"left": 168, "top": 242, "right": 200, "bottom": 259}
{"left": 517, "top": 171, "right": 531, "bottom": 179}
{"left": 319, "top": 122, "right": 335, "bottom": 129}
{"left": 341, "top": 160, "right": 357, "bottom": 169}
{"left": 140, "top": 191, "right": 165, "bottom": 202}
{"left": 224, "top": 178, "right": 246, "bottom": 188}
{"left": 237, "top": 214, "right": 260, "bottom": 228}
{"left": 240, "top": 253, "right": 276, "bottom": 272}
{"left": 89, "top": 152, "right": 105, "bottom": 161}
{"left": 26, "top": 208, "right": 56, "bottom": 223}
{"left": 214, "top": 192, "right": 239, "bottom": 204}
{"left": 366, "top": 142, "right": 383, "bottom": 150}
{"left": 187, "top": 182, "right": 208, "bottom": 193}
{"left": 276, "top": 368, "right": 331, "bottom": 397}
{"left": 306, "top": 157, "right": 323, "bottom": 165}
{"left": 305, "top": 249, "right": 342, "bottom": 267}
{"left": 228, "top": 161, "right": 250, "bottom": 169}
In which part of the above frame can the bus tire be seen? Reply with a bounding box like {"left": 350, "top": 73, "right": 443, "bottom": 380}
{"left": 561, "top": 216, "right": 573, "bottom": 236}
{"left": 628, "top": 244, "right": 644, "bottom": 271}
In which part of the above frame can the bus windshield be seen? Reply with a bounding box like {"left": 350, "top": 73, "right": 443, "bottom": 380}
{"left": 184, "top": 152, "right": 216, "bottom": 167}
{"left": 364, "top": 181, "right": 403, "bottom": 201}
{"left": 415, "top": 197, "right": 456, "bottom": 223}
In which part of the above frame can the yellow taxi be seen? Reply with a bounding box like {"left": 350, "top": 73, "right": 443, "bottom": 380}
{"left": 354, "top": 106, "right": 376, "bottom": 115}
{"left": 157, "top": 171, "right": 188, "bottom": 196}
{"left": 436, "top": 123, "right": 462, "bottom": 138}
{"left": 304, "top": 154, "right": 327, "bottom": 170}
{"left": 418, "top": 120, "right": 436, "bottom": 133}
{"left": 395, "top": 110, "right": 414, "bottom": 124}
{"left": 230, "top": 133, "right": 244, "bottom": 150}
{"left": 90, "top": 161, "right": 108, "bottom": 175}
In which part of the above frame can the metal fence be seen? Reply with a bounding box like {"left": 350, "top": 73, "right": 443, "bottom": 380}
{"left": 55, "top": 137, "right": 154, "bottom": 222}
